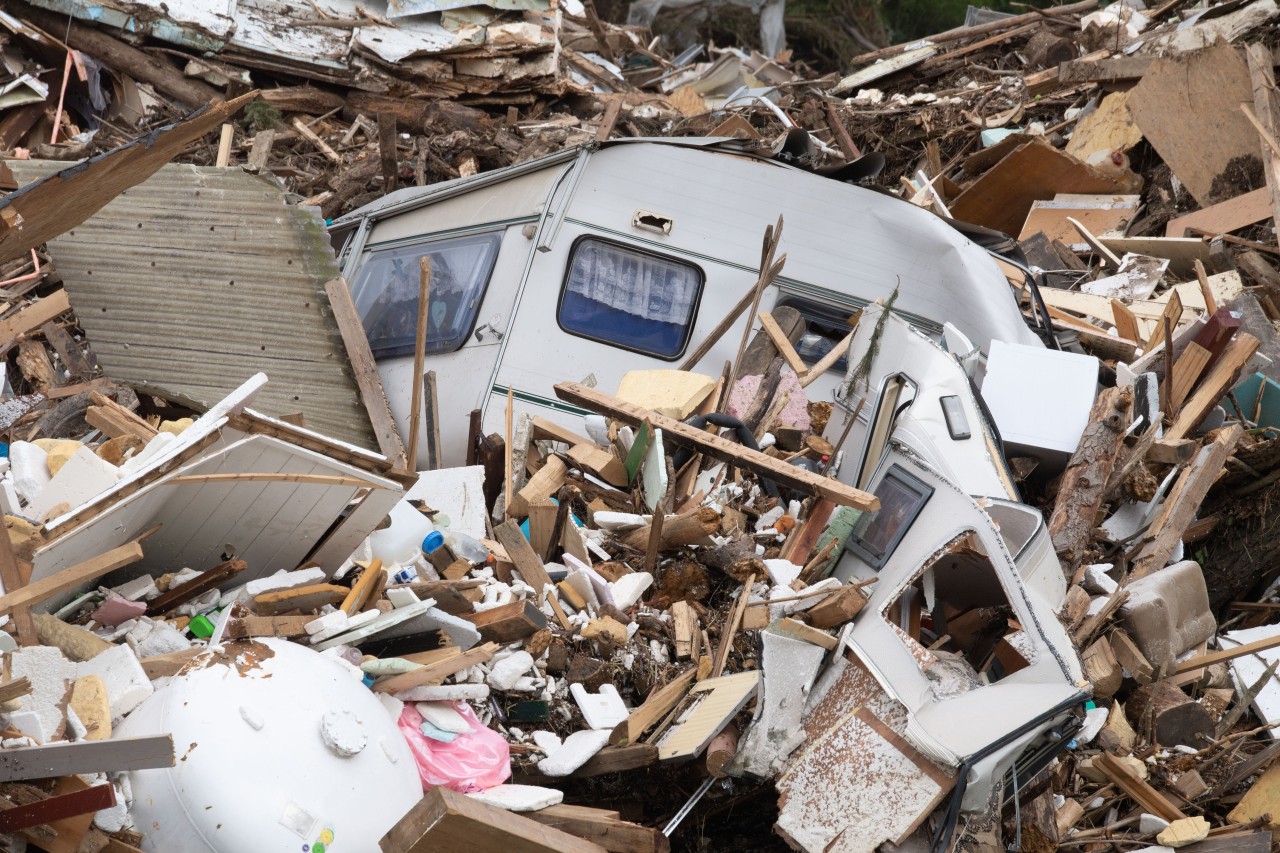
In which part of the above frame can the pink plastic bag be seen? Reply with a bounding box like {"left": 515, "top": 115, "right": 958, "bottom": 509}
{"left": 397, "top": 702, "right": 511, "bottom": 793}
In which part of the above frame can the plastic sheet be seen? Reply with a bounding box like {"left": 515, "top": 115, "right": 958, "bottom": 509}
{"left": 397, "top": 702, "right": 511, "bottom": 793}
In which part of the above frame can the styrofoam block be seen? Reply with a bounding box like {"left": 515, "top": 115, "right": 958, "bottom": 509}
{"left": 124, "top": 617, "right": 191, "bottom": 658}
{"left": 118, "top": 431, "right": 176, "bottom": 475}
{"left": 569, "top": 683, "right": 628, "bottom": 730}
{"left": 0, "top": 475, "right": 20, "bottom": 515}
{"left": 305, "top": 610, "right": 349, "bottom": 636}
{"left": 376, "top": 605, "right": 481, "bottom": 650}
{"left": 536, "top": 729, "right": 611, "bottom": 777}
{"left": 764, "top": 559, "right": 802, "bottom": 587}
{"left": 310, "top": 609, "right": 377, "bottom": 644}
{"left": 487, "top": 652, "right": 535, "bottom": 691}
{"left": 468, "top": 785, "right": 564, "bottom": 812}
{"left": 610, "top": 572, "right": 653, "bottom": 610}
{"left": 312, "top": 599, "right": 435, "bottom": 651}
{"left": 415, "top": 702, "right": 473, "bottom": 734}
{"left": 111, "top": 576, "right": 158, "bottom": 602}
{"left": 403, "top": 466, "right": 489, "bottom": 541}
{"left": 1083, "top": 564, "right": 1118, "bottom": 595}
{"left": 25, "top": 447, "right": 121, "bottom": 520}
{"left": 246, "top": 567, "right": 327, "bottom": 598}
{"left": 11, "top": 645, "right": 76, "bottom": 739}
{"left": 77, "top": 644, "right": 153, "bottom": 719}
{"left": 8, "top": 709, "right": 47, "bottom": 743}
{"left": 386, "top": 587, "right": 419, "bottom": 608}
{"left": 8, "top": 441, "right": 50, "bottom": 504}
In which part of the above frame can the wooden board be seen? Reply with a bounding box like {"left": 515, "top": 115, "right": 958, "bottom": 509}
{"left": 1128, "top": 42, "right": 1258, "bottom": 206}
{"left": 0, "top": 542, "right": 143, "bottom": 618}
{"left": 554, "top": 383, "right": 878, "bottom": 510}
{"left": 1166, "top": 187, "right": 1271, "bottom": 237}
{"left": 0, "top": 291, "right": 71, "bottom": 348}
{"left": 1097, "top": 237, "right": 1211, "bottom": 279}
{"left": 0, "top": 736, "right": 173, "bottom": 782}
{"left": 0, "top": 783, "right": 115, "bottom": 833}
{"left": 379, "top": 785, "right": 608, "bottom": 853}
{"left": 950, "top": 139, "right": 1129, "bottom": 236}
{"left": 652, "top": 671, "right": 759, "bottom": 762}
{"left": 1058, "top": 55, "right": 1153, "bottom": 84}
{"left": 526, "top": 805, "right": 670, "bottom": 853}
{"left": 1018, "top": 193, "right": 1139, "bottom": 248}
{"left": 610, "top": 667, "right": 696, "bottom": 746}
{"left": 1064, "top": 91, "right": 1143, "bottom": 163}
{"left": 461, "top": 599, "right": 548, "bottom": 643}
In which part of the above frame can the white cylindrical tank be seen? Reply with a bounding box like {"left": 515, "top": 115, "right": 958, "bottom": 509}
{"left": 114, "top": 638, "right": 420, "bottom": 853}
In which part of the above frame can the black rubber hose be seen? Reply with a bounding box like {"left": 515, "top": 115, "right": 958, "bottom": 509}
{"left": 673, "top": 413, "right": 781, "bottom": 499}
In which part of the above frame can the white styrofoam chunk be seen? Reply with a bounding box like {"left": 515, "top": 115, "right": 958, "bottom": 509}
{"left": 394, "top": 683, "right": 490, "bottom": 702}
{"left": 25, "top": 447, "right": 121, "bottom": 520}
{"left": 124, "top": 617, "right": 191, "bottom": 658}
{"left": 386, "top": 587, "right": 419, "bottom": 608}
{"left": 487, "top": 652, "right": 535, "bottom": 691}
{"left": 609, "top": 572, "right": 652, "bottom": 610}
{"left": 536, "top": 729, "right": 611, "bottom": 777}
{"left": 8, "top": 709, "right": 47, "bottom": 743}
{"left": 468, "top": 784, "right": 564, "bottom": 812}
{"left": 764, "top": 558, "right": 802, "bottom": 587}
{"left": 305, "top": 610, "right": 349, "bottom": 636}
{"left": 8, "top": 441, "right": 50, "bottom": 504}
{"left": 569, "top": 683, "right": 629, "bottom": 730}
{"left": 414, "top": 701, "right": 473, "bottom": 734}
{"left": 10, "top": 645, "right": 76, "bottom": 740}
{"left": 246, "top": 567, "right": 327, "bottom": 598}
{"left": 77, "top": 643, "right": 154, "bottom": 719}
{"left": 403, "top": 466, "right": 489, "bottom": 540}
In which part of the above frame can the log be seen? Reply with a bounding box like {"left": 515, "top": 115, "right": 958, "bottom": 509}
{"left": 1127, "top": 681, "right": 1213, "bottom": 748}
{"left": 1048, "top": 386, "right": 1131, "bottom": 573}
{"left": 21, "top": 6, "right": 221, "bottom": 108}
{"left": 620, "top": 507, "right": 721, "bottom": 551}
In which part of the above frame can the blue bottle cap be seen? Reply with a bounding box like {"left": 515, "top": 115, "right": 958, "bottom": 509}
{"left": 421, "top": 531, "right": 445, "bottom": 553}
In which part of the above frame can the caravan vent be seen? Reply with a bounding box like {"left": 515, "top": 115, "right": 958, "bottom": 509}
{"left": 632, "top": 210, "right": 673, "bottom": 235}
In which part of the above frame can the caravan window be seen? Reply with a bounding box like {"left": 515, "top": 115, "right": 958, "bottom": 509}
{"left": 846, "top": 465, "right": 933, "bottom": 569}
{"left": 558, "top": 237, "right": 703, "bottom": 359}
{"left": 349, "top": 231, "right": 502, "bottom": 359}
{"left": 776, "top": 296, "right": 858, "bottom": 373}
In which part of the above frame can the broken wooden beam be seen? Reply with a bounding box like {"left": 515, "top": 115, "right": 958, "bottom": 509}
{"left": 461, "top": 599, "right": 548, "bottom": 643}
{"left": 144, "top": 558, "right": 246, "bottom": 617}
{"left": 0, "top": 542, "right": 144, "bottom": 618}
{"left": 554, "top": 383, "right": 879, "bottom": 510}
{"left": 0, "top": 736, "right": 174, "bottom": 782}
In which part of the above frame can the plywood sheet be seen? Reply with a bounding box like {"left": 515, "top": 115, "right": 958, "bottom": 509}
{"left": 1129, "top": 42, "right": 1259, "bottom": 206}
{"left": 951, "top": 139, "right": 1129, "bottom": 236}
{"left": 776, "top": 705, "right": 953, "bottom": 853}
{"left": 1065, "top": 90, "right": 1143, "bottom": 162}
{"left": 1166, "top": 187, "right": 1271, "bottom": 237}
{"left": 1019, "top": 193, "right": 1139, "bottom": 246}
{"left": 1098, "top": 237, "right": 1211, "bottom": 279}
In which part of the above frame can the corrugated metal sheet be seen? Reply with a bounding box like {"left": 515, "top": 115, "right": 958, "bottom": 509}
{"left": 9, "top": 160, "right": 380, "bottom": 451}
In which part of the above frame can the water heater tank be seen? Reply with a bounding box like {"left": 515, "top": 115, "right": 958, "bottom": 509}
{"left": 114, "top": 638, "right": 420, "bottom": 853}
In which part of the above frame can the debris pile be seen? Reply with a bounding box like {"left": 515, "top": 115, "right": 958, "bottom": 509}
{"left": 9, "top": 0, "right": 1280, "bottom": 850}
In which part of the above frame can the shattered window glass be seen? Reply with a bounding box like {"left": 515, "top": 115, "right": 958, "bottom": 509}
{"left": 349, "top": 231, "right": 503, "bottom": 359}
{"left": 558, "top": 237, "right": 703, "bottom": 359}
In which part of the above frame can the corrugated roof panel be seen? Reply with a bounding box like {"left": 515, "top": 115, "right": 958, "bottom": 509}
{"left": 9, "top": 161, "right": 380, "bottom": 450}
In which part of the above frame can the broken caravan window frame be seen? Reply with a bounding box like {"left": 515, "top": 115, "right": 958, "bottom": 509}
{"left": 347, "top": 228, "right": 505, "bottom": 360}
{"left": 845, "top": 463, "right": 933, "bottom": 570}
{"left": 555, "top": 234, "right": 706, "bottom": 361}
{"left": 775, "top": 293, "right": 855, "bottom": 373}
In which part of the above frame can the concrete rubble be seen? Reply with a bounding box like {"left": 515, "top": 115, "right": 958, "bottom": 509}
{"left": 3, "top": 0, "right": 1280, "bottom": 851}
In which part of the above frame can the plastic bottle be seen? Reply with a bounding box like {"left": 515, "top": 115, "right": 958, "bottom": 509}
{"left": 444, "top": 530, "right": 490, "bottom": 565}
{"left": 369, "top": 502, "right": 435, "bottom": 566}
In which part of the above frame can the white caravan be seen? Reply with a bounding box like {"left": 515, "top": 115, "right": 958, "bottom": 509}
{"left": 330, "top": 138, "right": 1045, "bottom": 468}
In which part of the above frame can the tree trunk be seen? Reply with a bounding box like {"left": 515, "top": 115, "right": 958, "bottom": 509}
{"left": 1048, "top": 386, "right": 1132, "bottom": 574}
{"left": 1127, "top": 680, "right": 1213, "bottom": 748}
{"left": 620, "top": 506, "right": 721, "bottom": 551}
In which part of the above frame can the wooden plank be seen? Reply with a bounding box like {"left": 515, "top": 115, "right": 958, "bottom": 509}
{"left": 407, "top": 257, "right": 431, "bottom": 466}
{"left": 1175, "top": 630, "right": 1280, "bottom": 674}
{"left": 0, "top": 736, "right": 174, "bottom": 782}
{"left": 224, "top": 614, "right": 312, "bottom": 639}
{"left": 568, "top": 443, "right": 628, "bottom": 487}
{"left": 610, "top": 667, "right": 696, "bottom": 746}
{"left": 1169, "top": 342, "right": 1212, "bottom": 412}
{"left": 1111, "top": 299, "right": 1140, "bottom": 342}
{"left": 144, "top": 558, "right": 246, "bottom": 617}
{"left": 252, "top": 583, "right": 348, "bottom": 615}
{"left": 423, "top": 370, "right": 443, "bottom": 471}
{"left": 0, "top": 514, "right": 35, "bottom": 646}
{"left": 949, "top": 139, "right": 1129, "bottom": 236}
{"left": 1131, "top": 424, "right": 1243, "bottom": 579}
{"left": 372, "top": 642, "right": 498, "bottom": 695}
{"left": 1094, "top": 751, "right": 1185, "bottom": 822}
{"left": 1019, "top": 192, "right": 1139, "bottom": 246}
{"left": 0, "top": 784, "right": 114, "bottom": 833}
{"left": 341, "top": 558, "right": 384, "bottom": 615}
{"left": 0, "top": 290, "right": 71, "bottom": 349}
{"left": 139, "top": 648, "right": 202, "bottom": 679}
{"left": 1166, "top": 187, "right": 1271, "bottom": 237}
{"left": 798, "top": 327, "right": 855, "bottom": 389}
{"left": 712, "top": 574, "right": 754, "bottom": 678}
{"left": 0, "top": 541, "right": 143, "bottom": 618}
{"left": 1166, "top": 333, "right": 1260, "bottom": 440}
{"left": 1143, "top": 290, "right": 1183, "bottom": 353}
{"left": 773, "top": 617, "right": 839, "bottom": 650}
{"left": 532, "top": 417, "right": 593, "bottom": 449}
{"left": 508, "top": 456, "right": 568, "bottom": 518}
{"left": 460, "top": 599, "right": 547, "bottom": 643}
{"left": 1129, "top": 42, "right": 1258, "bottom": 206}
{"left": 554, "top": 383, "right": 879, "bottom": 510}
{"left": 492, "top": 518, "right": 555, "bottom": 594}
{"left": 513, "top": 745, "right": 659, "bottom": 782}
{"left": 654, "top": 671, "right": 759, "bottom": 762}
{"left": 758, "top": 312, "right": 809, "bottom": 377}
{"left": 40, "top": 322, "right": 93, "bottom": 378}
{"left": 1098, "top": 236, "right": 1210, "bottom": 278}
{"left": 526, "top": 805, "right": 670, "bottom": 853}
{"left": 1058, "top": 55, "right": 1153, "bottom": 84}
{"left": 324, "top": 278, "right": 407, "bottom": 468}
{"left": 379, "top": 785, "right": 608, "bottom": 853}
